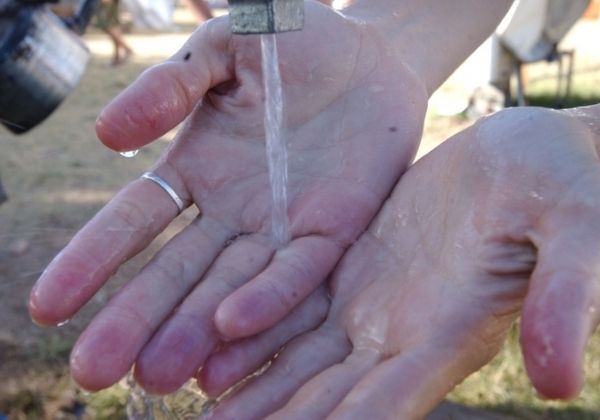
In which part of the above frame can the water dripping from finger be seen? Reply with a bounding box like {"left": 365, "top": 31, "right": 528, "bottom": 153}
{"left": 120, "top": 150, "right": 140, "bottom": 158}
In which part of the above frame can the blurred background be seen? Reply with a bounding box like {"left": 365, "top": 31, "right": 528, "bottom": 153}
{"left": 1, "top": 1, "right": 600, "bottom": 418}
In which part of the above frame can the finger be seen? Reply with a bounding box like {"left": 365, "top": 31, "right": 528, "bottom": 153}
{"left": 133, "top": 235, "right": 274, "bottom": 395}
{"left": 29, "top": 173, "right": 189, "bottom": 327}
{"left": 328, "top": 342, "right": 488, "bottom": 420}
{"left": 68, "top": 214, "right": 232, "bottom": 392}
{"left": 95, "top": 18, "right": 233, "bottom": 152}
{"left": 268, "top": 349, "right": 380, "bottom": 420}
{"left": 199, "top": 285, "right": 330, "bottom": 397}
{"left": 521, "top": 183, "right": 600, "bottom": 400}
{"left": 208, "top": 325, "right": 350, "bottom": 420}
{"left": 215, "top": 236, "right": 344, "bottom": 338}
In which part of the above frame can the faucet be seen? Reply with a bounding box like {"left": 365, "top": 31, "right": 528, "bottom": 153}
{"left": 228, "top": 0, "right": 304, "bottom": 34}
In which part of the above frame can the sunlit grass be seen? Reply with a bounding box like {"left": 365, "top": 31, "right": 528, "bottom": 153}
{"left": 449, "top": 323, "right": 600, "bottom": 419}
{"left": 523, "top": 60, "right": 600, "bottom": 109}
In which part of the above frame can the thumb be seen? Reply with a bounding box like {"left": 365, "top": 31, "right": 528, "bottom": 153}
{"left": 329, "top": 335, "right": 499, "bottom": 420}
{"left": 95, "top": 19, "right": 233, "bottom": 152}
{"left": 521, "top": 182, "right": 600, "bottom": 400}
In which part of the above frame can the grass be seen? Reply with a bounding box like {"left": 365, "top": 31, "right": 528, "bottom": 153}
{"left": 449, "top": 323, "right": 600, "bottom": 419}
{"left": 33, "top": 334, "right": 75, "bottom": 364}
{"left": 521, "top": 61, "right": 600, "bottom": 109}
{"left": 82, "top": 386, "right": 128, "bottom": 420}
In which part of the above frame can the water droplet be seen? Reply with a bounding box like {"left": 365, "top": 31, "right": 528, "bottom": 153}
{"left": 120, "top": 150, "right": 139, "bottom": 158}
{"left": 56, "top": 320, "right": 70, "bottom": 327}
{"left": 528, "top": 191, "right": 543, "bottom": 200}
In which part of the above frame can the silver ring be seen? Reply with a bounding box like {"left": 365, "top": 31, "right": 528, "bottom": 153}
{"left": 141, "top": 172, "right": 185, "bottom": 213}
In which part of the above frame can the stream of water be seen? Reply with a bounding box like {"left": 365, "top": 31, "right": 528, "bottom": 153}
{"left": 125, "top": 34, "right": 289, "bottom": 419}
{"left": 261, "top": 33, "right": 290, "bottom": 248}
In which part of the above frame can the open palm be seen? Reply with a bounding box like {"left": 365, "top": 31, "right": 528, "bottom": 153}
{"left": 29, "top": 2, "right": 427, "bottom": 394}
{"left": 204, "top": 107, "right": 600, "bottom": 419}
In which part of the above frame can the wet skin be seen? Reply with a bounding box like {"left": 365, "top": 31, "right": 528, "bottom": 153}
{"left": 202, "top": 106, "right": 600, "bottom": 419}
{"left": 28, "top": 0, "right": 516, "bottom": 399}
{"left": 29, "top": 3, "right": 427, "bottom": 393}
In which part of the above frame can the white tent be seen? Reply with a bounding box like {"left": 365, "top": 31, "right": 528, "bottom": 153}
{"left": 499, "top": 0, "right": 590, "bottom": 62}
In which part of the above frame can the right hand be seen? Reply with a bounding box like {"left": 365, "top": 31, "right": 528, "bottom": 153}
{"left": 201, "top": 106, "right": 600, "bottom": 419}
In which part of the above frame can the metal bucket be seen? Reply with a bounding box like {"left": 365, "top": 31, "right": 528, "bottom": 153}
{"left": 0, "top": 3, "right": 93, "bottom": 134}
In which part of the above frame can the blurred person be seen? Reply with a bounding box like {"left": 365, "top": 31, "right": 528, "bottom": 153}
{"left": 183, "top": 0, "right": 213, "bottom": 23}
{"left": 50, "top": 0, "right": 78, "bottom": 16}
{"left": 95, "top": 0, "right": 133, "bottom": 65}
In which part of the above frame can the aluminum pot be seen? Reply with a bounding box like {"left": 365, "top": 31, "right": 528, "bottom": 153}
{"left": 0, "top": 1, "right": 97, "bottom": 134}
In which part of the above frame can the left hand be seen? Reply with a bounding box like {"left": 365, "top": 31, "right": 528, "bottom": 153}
{"left": 202, "top": 106, "right": 600, "bottom": 419}
{"left": 29, "top": 4, "right": 427, "bottom": 394}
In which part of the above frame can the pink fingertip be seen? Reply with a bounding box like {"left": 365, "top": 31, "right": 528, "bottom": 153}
{"left": 28, "top": 271, "right": 80, "bottom": 327}
{"left": 214, "top": 295, "right": 264, "bottom": 339}
{"left": 96, "top": 108, "right": 151, "bottom": 153}
{"left": 197, "top": 364, "right": 231, "bottom": 398}
{"left": 70, "top": 332, "right": 131, "bottom": 392}
{"left": 521, "top": 298, "right": 586, "bottom": 400}
{"left": 197, "top": 350, "right": 247, "bottom": 398}
{"left": 28, "top": 285, "right": 58, "bottom": 327}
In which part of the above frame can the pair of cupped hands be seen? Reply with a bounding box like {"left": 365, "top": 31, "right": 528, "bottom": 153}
{"left": 29, "top": 4, "right": 600, "bottom": 419}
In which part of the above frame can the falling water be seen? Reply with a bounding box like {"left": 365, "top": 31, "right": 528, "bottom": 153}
{"left": 126, "top": 377, "right": 213, "bottom": 420}
{"left": 261, "top": 34, "right": 290, "bottom": 248}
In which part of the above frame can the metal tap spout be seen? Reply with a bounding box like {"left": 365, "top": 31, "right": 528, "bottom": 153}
{"left": 228, "top": 0, "right": 304, "bottom": 34}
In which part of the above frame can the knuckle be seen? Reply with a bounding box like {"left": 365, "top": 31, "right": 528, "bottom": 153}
{"left": 110, "top": 197, "right": 153, "bottom": 235}
{"left": 263, "top": 278, "right": 295, "bottom": 312}
{"left": 149, "top": 251, "right": 189, "bottom": 290}
{"left": 107, "top": 300, "right": 152, "bottom": 331}
{"left": 281, "top": 251, "right": 314, "bottom": 285}
{"left": 211, "top": 265, "right": 248, "bottom": 296}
